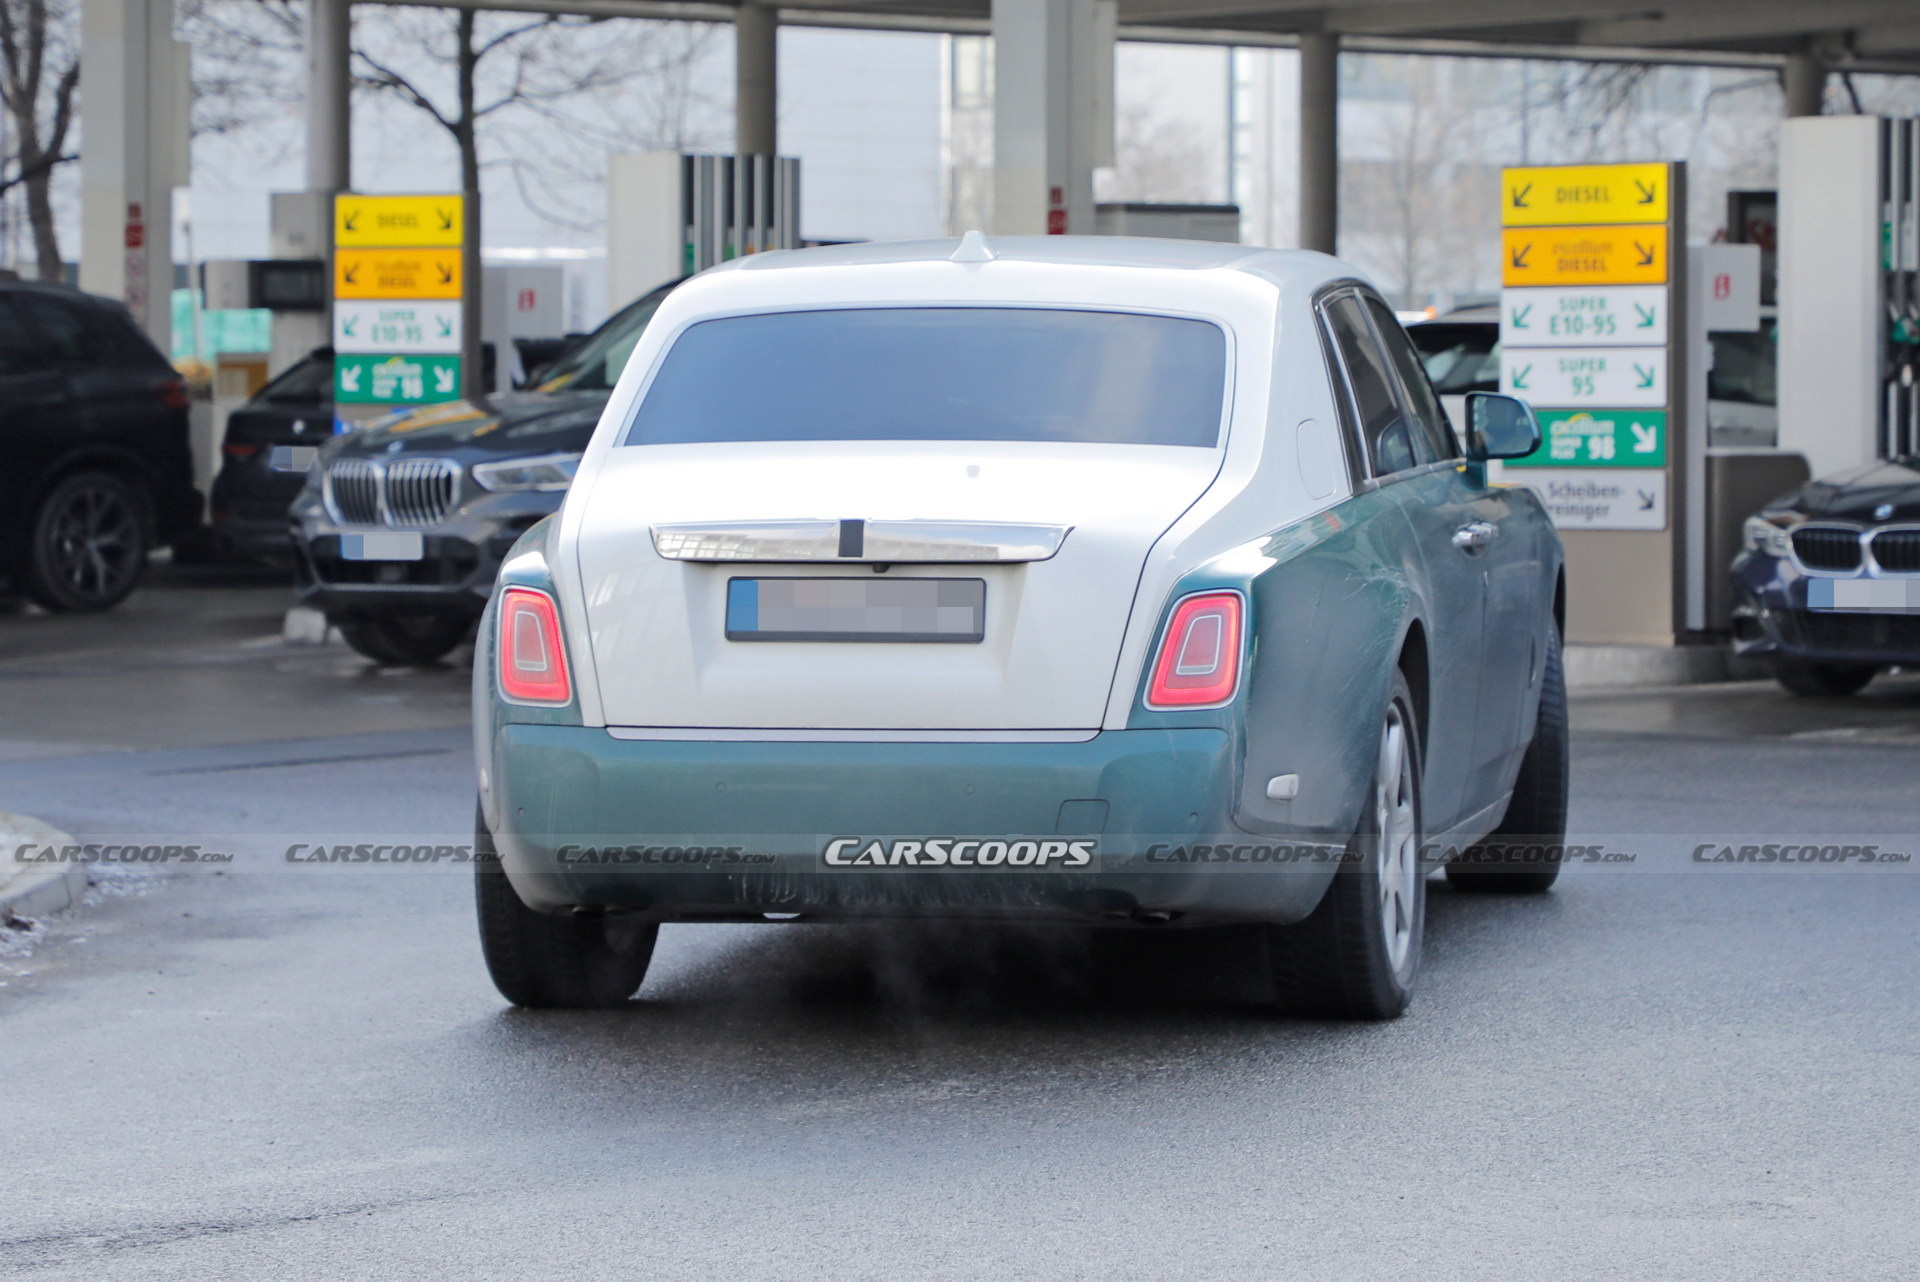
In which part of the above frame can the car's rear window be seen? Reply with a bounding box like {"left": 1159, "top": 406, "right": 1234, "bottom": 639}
{"left": 623, "top": 307, "right": 1227, "bottom": 447}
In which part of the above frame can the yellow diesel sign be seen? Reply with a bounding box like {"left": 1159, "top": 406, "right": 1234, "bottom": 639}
{"left": 1501, "top": 163, "right": 1670, "bottom": 227}
{"left": 334, "top": 194, "right": 464, "bottom": 247}
{"left": 1502, "top": 224, "right": 1669, "bottom": 287}
{"left": 334, "top": 248, "right": 464, "bottom": 300}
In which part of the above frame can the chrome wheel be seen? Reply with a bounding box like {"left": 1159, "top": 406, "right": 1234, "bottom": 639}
{"left": 1373, "top": 704, "right": 1420, "bottom": 977}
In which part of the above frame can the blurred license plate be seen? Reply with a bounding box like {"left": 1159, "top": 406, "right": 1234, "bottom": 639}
{"left": 726, "top": 577, "right": 985, "bottom": 642}
{"left": 269, "top": 445, "right": 319, "bottom": 472}
{"left": 340, "top": 532, "right": 424, "bottom": 562}
{"left": 1808, "top": 579, "right": 1920, "bottom": 613}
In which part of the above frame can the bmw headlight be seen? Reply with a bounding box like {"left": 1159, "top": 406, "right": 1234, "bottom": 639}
{"left": 471, "top": 452, "right": 582, "bottom": 493}
{"left": 1742, "top": 513, "right": 1796, "bottom": 559}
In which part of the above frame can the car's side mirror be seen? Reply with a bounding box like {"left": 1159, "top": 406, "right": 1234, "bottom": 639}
{"left": 1464, "top": 392, "right": 1541, "bottom": 461}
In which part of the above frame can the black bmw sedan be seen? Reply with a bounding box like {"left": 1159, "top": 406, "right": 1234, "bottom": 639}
{"left": 289, "top": 280, "right": 675, "bottom": 666}
{"left": 1733, "top": 457, "right": 1920, "bottom": 696}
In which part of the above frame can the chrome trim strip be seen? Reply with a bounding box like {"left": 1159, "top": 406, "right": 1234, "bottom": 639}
{"left": 605, "top": 727, "right": 1100, "bottom": 743}
{"left": 650, "top": 519, "right": 1072, "bottom": 563}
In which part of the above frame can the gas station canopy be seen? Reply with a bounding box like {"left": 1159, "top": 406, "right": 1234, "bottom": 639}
{"left": 384, "top": 0, "right": 1920, "bottom": 72}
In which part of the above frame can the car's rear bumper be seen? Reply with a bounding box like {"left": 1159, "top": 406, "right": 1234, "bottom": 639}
{"left": 484, "top": 724, "right": 1341, "bottom": 926}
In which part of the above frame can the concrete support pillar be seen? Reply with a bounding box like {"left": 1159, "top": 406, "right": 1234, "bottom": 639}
{"left": 305, "top": 0, "right": 353, "bottom": 192}
{"left": 1783, "top": 49, "right": 1827, "bottom": 118}
{"left": 1297, "top": 31, "right": 1338, "bottom": 255}
{"left": 79, "top": 0, "right": 189, "bottom": 349}
{"left": 736, "top": 0, "right": 778, "bottom": 156}
{"left": 990, "top": 0, "right": 1114, "bottom": 236}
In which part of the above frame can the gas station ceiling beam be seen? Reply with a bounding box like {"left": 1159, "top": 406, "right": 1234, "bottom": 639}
{"left": 1581, "top": 0, "right": 1917, "bottom": 48}
{"left": 365, "top": 0, "right": 1920, "bottom": 71}
{"left": 1327, "top": 0, "right": 1647, "bottom": 37}
{"left": 1851, "top": 20, "right": 1920, "bottom": 55}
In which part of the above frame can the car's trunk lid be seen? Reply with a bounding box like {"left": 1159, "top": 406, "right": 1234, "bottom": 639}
{"left": 572, "top": 442, "right": 1222, "bottom": 729}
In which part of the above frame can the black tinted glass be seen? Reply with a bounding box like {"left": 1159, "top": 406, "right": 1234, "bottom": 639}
{"left": 1324, "top": 296, "right": 1415, "bottom": 476}
{"left": 1366, "top": 297, "right": 1458, "bottom": 462}
{"left": 10, "top": 295, "right": 93, "bottom": 369}
{"left": 1407, "top": 322, "right": 1500, "bottom": 394}
{"left": 625, "top": 307, "right": 1227, "bottom": 447}
{"left": 258, "top": 356, "right": 332, "bottom": 405}
{"left": 540, "top": 288, "right": 671, "bottom": 393}
{"left": 1708, "top": 324, "right": 1777, "bottom": 408}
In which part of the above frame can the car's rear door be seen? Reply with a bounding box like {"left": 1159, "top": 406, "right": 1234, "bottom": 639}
{"left": 1364, "top": 295, "right": 1542, "bottom": 808}
{"left": 0, "top": 296, "right": 81, "bottom": 555}
{"left": 1321, "top": 289, "right": 1489, "bottom": 831}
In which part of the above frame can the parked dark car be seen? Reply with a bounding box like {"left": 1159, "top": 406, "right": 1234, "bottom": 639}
{"left": 1733, "top": 457, "right": 1920, "bottom": 696}
{"left": 0, "top": 280, "right": 198, "bottom": 611}
{"left": 209, "top": 348, "right": 334, "bottom": 566}
{"left": 289, "top": 280, "right": 676, "bottom": 666}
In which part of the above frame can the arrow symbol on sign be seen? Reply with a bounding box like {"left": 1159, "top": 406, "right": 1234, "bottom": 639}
{"left": 1634, "top": 240, "right": 1656, "bottom": 266}
{"left": 1510, "top": 244, "right": 1531, "bottom": 270}
{"left": 1637, "top": 489, "right": 1656, "bottom": 510}
{"left": 437, "top": 263, "right": 454, "bottom": 285}
{"left": 344, "top": 210, "right": 359, "bottom": 232}
{"left": 1634, "top": 364, "right": 1656, "bottom": 389}
{"left": 1635, "top": 180, "right": 1658, "bottom": 204}
{"left": 1634, "top": 303, "right": 1656, "bottom": 327}
{"left": 340, "top": 366, "right": 362, "bottom": 392}
{"left": 436, "top": 316, "right": 453, "bottom": 337}
{"left": 342, "top": 263, "right": 359, "bottom": 285}
{"left": 1511, "top": 364, "right": 1531, "bottom": 390}
{"left": 1630, "top": 421, "right": 1657, "bottom": 452}
{"left": 342, "top": 316, "right": 358, "bottom": 338}
{"left": 433, "top": 366, "right": 455, "bottom": 394}
{"left": 1511, "top": 304, "right": 1532, "bottom": 329}
{"left": 1511, "top": 182, "right": 1532, "bottom": 209}
{"left": 438, "top": 208, "right": 455, "bottom": 231}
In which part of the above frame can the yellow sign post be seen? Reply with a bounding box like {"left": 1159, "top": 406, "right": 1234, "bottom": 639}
{"left": 1501, "top": 162, "right": 1670, "bottom": 226}
{"left": 1501, "top": 224, "right": 1669, "bottom": 287}
{"left": 334, "top": 194, "right": 464, "bottom": 247}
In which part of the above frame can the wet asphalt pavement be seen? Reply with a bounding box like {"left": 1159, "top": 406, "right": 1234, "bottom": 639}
{"left": 1, "top": 568, "right": 1917, "bottom": 1279}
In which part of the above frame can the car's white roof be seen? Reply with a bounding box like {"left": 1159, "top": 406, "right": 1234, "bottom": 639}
{"left": 710, "top": 234, "right": 1358, "bottom": 297}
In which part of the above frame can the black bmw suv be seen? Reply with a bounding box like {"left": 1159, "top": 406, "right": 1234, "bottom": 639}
{"left": 1733, "top": 457, "right": 1920, "bottom": 696}
{"left": 290, "top": 281, "right": 674, "bottom": 665}
{"left": 0, "top": 280, "right": 198, "bottom": 611}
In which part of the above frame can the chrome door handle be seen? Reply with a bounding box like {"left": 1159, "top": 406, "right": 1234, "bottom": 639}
{"left": 1452, "top": 521, "right": 1498, "bottom": 549}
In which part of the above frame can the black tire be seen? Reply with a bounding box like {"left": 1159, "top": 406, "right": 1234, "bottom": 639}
{"left": 337, "top": 612, "right": 473, "bottom": 666}
{"left": 24, "top": 472, "right": 151, "bottom": 612}
{"left": 1267, "top": 670, "right": 1425, "bottom": 1020}
{"left": 1770, "top": 656, "right": 1876, "bottom": 698}
{"left": 474, "top": 801, "right": 657, "bottom": 1008}
{"left": 1447, "top": 624, "right": 1569, "bottom": 895}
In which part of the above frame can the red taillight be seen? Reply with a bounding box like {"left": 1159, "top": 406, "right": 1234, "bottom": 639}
{"left": 158, "top": 378, "right": 190, "bottom": 411}
{"left": 497, "top": 588, "right": 571, "bottom": 705}
{"left": 222, "top": 442, "right": 260, "bottom": 458}
{"left": 1145, "top": 591, "right": 1243, "bottom": 708}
